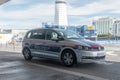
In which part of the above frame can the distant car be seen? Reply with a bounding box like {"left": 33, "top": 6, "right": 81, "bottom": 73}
{"left": 22, "top": 28, "right": 106, "bottom": 67}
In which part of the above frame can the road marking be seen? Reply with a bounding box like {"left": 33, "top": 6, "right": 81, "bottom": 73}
{"left": 0, "top": 61, "right": 22, "bottom": 68}
{"left": 0, "top": 69, "right": 23, "bottom": 74}
{"left": 106, "top": 51, "right": 117, "bottom": 56}
{"left": 27, "top": 62, "right": 109, "bottom": 80}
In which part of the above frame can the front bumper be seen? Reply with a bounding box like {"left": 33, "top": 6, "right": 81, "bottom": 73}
{"left": 81, "top": 56, "right": 105, "bottom": 63}
{"left": 76, "top": 50, "right": 106, "bottom": 63}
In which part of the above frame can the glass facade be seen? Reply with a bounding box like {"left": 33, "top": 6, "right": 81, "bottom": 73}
{"left": 113, "top": 20, "right": 120, "bottom": 37}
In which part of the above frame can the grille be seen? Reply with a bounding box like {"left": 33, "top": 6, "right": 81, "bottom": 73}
{"left": 91, "top": 47, "right": 104, "bottom": 51}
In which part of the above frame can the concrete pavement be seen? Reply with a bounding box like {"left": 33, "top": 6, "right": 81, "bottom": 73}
{"left": 0, "top": 51, "right": 98, "bottom": 80}
{"left": 0, "top": 43, "right": 120, "bottom": 80}
{"left": 0, "top": 51, "right": 120, "bottom": 80}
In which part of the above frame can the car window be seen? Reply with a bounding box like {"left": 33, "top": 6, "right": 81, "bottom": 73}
{"left": 51, "top": 32, "right": 58, "bottom": 39}
{"left": 30, "top": 30, "right": 45, "bottom": 40}
{"left": 58, "top": 30, "right": 84, "bottom": 39}
{"left": 46, "top": 30, "right": 59, "bottom": 40}
{"left": 65, "top": 31, "right": 80, "bottom": 39}
{"left": 26, "top": 31, "right": 32, "bottom": 39}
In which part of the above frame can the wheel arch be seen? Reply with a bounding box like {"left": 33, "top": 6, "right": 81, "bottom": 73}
{"left": 60, "top": 48, "right": 77, "bottom": 63}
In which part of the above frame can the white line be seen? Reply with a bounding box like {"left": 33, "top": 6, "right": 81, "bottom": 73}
{"left": 0, "top": 61, "right": 22, "bottom": 68}
{"left": 27, "top": 62, "right": 109, "bottom": 80}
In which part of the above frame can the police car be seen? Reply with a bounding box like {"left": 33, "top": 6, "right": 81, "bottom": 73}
{"left": 22, "top": 28, "right": 106, "bottom": 67}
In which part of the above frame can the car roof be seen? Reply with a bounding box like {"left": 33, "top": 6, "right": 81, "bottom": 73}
{"left": 29, "top": 28, "right": 67, "bottom": 32}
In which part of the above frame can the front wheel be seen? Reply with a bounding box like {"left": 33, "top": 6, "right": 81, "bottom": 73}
{"left": 22, "top": 48, "right": 32, "bottom": 60}
{"left": 61, "top": 50, "right": 76, "bottom": 67}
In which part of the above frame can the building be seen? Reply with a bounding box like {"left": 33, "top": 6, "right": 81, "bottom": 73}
{"left": 113, "top": 20, "right": 120, "bottom": 37}
{"left": 0, "top": 29, "right": 28, "bottom": 44}
{"left": 92, "top": 17, "right": 116, "bottom": 35}
{"left": 55, "top": 0, "right": 68, "bottom": 26}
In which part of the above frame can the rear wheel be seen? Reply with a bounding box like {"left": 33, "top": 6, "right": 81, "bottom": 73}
{"left": 61, "top": 50, "right": 76, "bottom": 67}
{"left": 22, "top": 48, "right": 32, "bottom": 60}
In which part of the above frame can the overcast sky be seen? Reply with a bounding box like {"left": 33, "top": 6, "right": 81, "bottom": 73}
{"left": 0, "top": 0, "right": 120, "bottom": 29}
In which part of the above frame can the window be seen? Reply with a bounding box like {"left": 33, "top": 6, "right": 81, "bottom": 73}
{"left": 30, "top": 30, "right": 45, "bottom": 39}
{"left": 46, "top": 30, "right": 58, "bottom": 40}
{"left": 58, "top": 30, "right": 84, "bottom": 39}
{"left": 51, "top": 32, "right": 58, "bottom": 39}
{"left": 26, "top": 32, "right": 32, "bottom": 39}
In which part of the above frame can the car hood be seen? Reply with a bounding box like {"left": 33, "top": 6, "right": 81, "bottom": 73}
{"left": 70, "top": 39, "right": 101, "bottom": 47}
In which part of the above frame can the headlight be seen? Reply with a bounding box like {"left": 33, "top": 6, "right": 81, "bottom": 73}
{"left": 78, "top": 46, "right": 83, "bottom": 50}
{"left": 77, "top": 46, "right": 90, "bottom": 51}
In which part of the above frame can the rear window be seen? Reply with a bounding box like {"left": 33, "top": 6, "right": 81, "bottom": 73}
{"left": 26, "top": 30, "right": 45, "bottom": 40}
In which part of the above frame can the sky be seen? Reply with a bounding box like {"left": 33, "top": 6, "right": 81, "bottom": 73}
{"left": 0, "top": 0, "right": 120, "bottom": 29}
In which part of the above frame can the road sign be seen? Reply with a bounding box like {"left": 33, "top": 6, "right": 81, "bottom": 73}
{"left": 87, "top": 26, "right": 93, "bottom": 30}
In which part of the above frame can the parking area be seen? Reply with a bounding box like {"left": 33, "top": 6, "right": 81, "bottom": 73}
{"left": 0, "top": 43, "right": 120, "bottom": 80}
{"left": 0, "top": 51, "right": 99, "bottom": 80}
{"left": 0, "top": 42, "right": 120, "bottom": 80}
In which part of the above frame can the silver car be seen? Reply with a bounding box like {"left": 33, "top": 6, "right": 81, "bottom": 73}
{"left": 22, "top": 28, "right": 106, "bottom": 67}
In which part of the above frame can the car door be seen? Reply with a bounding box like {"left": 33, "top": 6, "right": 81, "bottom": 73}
{"left": 29, "top": 29, "right": 46, "bottom": 57}
{"left": 44, "top": 30, "right": 63, "bottom": 59}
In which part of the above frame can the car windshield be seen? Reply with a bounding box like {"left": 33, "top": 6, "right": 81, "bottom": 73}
{"left": 58, "top": 30, "right": 84, "bottom": 39}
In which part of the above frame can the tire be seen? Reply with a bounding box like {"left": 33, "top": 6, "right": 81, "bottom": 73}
{"left": 22, "top": 48, "right": 32, "bottom": 60}
{"left": 61, "top": 50, "right": 76, "bottom": 67}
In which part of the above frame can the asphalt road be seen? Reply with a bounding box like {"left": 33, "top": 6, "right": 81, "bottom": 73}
{"left": 0, "top": 51, "right": 120, "bottom": 80}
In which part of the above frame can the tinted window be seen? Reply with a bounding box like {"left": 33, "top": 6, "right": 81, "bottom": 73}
{"left": 46, "top": 30, "right": 58, "bottom": 40}
{"left": 29, "top": 30, "right": 45, "bottom": 39}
